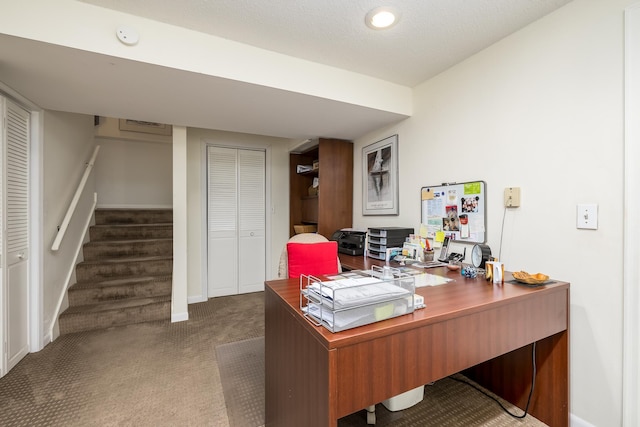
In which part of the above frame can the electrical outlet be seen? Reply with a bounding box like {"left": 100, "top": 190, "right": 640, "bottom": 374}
{"left": 504, "top": 187, "right": 521, "bottom": 208}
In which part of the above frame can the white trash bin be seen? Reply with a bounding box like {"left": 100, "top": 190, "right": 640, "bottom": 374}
{"left": 381, "top": 385, "right": 425, "bottom": 411}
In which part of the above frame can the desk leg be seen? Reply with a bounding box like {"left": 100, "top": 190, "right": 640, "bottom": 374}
{"left": 265, "top": 288, "right": 337, "bottom": 427}
{"left": 464, "top": 330, "right": 568, "bottom": 427}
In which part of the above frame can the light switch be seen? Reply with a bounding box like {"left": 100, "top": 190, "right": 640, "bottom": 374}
{"left": 577, "top": 204, "right": 598, "bottom": 230}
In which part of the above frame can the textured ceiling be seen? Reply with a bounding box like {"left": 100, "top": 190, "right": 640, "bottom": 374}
{"left": 80, "top": 0, "right": 572, "bottom": 87}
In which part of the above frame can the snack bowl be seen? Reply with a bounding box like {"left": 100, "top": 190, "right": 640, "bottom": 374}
{"left": 447, "top": 261, "right": 461, "bottom": 271}
{"left": 512, "top": 271, "right": 549, "bottom": 285}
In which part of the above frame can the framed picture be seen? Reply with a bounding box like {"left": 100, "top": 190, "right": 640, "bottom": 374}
{"left": 362, "top": 134, "right": 399, "bottom": 215}
{"left": 119, "top": 119, "right": 172, "bottom": 136}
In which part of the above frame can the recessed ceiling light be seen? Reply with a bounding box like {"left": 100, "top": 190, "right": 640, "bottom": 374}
{"left": 365, "top": 7, "right": 400, "bottom": 30}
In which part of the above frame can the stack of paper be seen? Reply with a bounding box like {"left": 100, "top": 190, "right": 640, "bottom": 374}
{"left": 306, "top": 277, "right": 410, "bottom": 309}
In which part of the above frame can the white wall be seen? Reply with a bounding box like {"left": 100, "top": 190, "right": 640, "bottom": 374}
{"left": 94, "top": 137, "right": 172, "bottom": 209}
{"left": 185, "top": 128, "right": 290, "bottom": 303}
{"left": 42, "top": 111, "right": 96, "bottom": 339}
{"left": 171, "top": 126, "right": 188, "bottom": 322}
{"left": 353, "top": 1, "right": 631, "bottom": 425}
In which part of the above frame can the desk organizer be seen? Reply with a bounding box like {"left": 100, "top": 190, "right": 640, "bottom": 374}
{"left": 367, "top": 227, "right": 413, "bottom": 260}
{"left": 300, "top": 271, "right": 416, "bottom": 333}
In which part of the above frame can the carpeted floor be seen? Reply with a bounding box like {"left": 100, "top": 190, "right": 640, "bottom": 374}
{"left": 216, "top": 336, "right": 549, "bottom": 427}
{"left": 0, "top": 292, "right": 265, "bottom": 427}
{"left": 0, "top": 291, "right": 548, "bottom": 426}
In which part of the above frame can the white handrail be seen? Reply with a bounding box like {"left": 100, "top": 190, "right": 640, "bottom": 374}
{"left": 51, "top": 145, "right": 100, "bottom": 251}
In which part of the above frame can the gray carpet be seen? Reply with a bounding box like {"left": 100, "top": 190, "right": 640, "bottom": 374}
{"left": 0, "top": 291, "right": 548, "bottom": 426}
{"left": 0, "top": 292, "right": 265, "bottom": 427}
{"left": 216, "top": 334, "right": 549, "bottom": 427}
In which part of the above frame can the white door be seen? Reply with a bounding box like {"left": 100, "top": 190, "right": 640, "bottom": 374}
{"left": 207, "top": 146, "right": 265, "bottom": 297}
{"left": 237, "top": 149, "right": 266, "bottom": 294}
{"left": 0, "top": 96, "right": 30, "bottom": 376}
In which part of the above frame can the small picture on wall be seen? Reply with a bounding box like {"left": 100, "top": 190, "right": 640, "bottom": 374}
{"left": 362, "top": 135, "right": 399, "bottom": 215}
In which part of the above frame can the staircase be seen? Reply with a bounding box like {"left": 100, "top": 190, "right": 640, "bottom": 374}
{"left": 58, "top": 208, "right": 173, "bottom": 335}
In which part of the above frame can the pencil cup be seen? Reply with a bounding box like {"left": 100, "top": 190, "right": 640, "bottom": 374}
{"left": 423, "top": 250, "right": 434, "bottom": 262}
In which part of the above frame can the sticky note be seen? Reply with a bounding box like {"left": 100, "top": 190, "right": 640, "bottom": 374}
{"left": 375, "top": 303, "right": 395, "bottom": 321}
{"left": 464, "top": 182, "right": 481, "bottom": 195}
{"left": 419, "top": 223, "right": 428, "bottom": 238}
{"left": 421, "top": 188, "right": 434, "bottom": 200}
{"left": 435, "top": 231, "right": 445, "bottom": 243}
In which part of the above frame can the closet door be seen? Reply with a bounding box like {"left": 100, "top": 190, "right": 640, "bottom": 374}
{"left": 1, "top": 97, "right": 30, "bottom": 375}
{"left": 207, "top": 146, "right": 265, "bottom": 297}
{"left": 238, "top": 149, "right": 265, "bottom": 294}
{"left": 207, "top": 147, "right": 238, "bottom": 297}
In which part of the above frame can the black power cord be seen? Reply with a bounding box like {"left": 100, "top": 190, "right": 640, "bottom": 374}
{"left": 450, "top": 341, "right": 537, "bottom": 419}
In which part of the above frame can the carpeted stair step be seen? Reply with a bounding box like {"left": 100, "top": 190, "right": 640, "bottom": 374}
{"left": 82, "top": 238, "right": 173, "bottom": 260}
{"left": 76, "top": 255, "right": 173, "bottom": 282}
{"left": 58, "top": 295, "right": 171, "bottom": 334}
{"left": 95, "top": 208, "right": 173, "bottom": 225}
{"left": 68, "top": 275, "right": 172, "bottom": 306}
{"left": 59, "top": 208, "right": 174, "bottom": 336}
{"left": 89, "top": 224, "right": 173, "bottom": 241}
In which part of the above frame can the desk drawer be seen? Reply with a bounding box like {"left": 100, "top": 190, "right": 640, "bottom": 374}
{"left": 369, "top": 236, "right": 403, "bottom": 246}
{"left": 367, "top": 248, "right": 386, "bottom": 260}
{"left": 367, "top": 246, "right": 401, "bottom": 260}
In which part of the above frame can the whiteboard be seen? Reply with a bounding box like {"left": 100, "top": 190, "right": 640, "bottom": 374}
{"left": 420, "top": 181, "right": 486, "bottom": 244}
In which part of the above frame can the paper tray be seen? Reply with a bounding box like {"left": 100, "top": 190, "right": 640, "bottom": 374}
{"left": 300, "top": 273, "right": 416, "bottom": 333}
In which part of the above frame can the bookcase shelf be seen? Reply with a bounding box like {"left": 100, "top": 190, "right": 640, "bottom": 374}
{"left": 289, "top": 138, "right": 353, "bottom": 239}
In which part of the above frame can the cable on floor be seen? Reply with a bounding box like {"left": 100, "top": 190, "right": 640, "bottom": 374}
{"left": 450, "top": 341, "right": 537, "bottom": 419}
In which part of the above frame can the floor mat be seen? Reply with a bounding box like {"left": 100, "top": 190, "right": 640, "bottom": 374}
{"left": 216, "top": 337, "right": 265, "bottom": 427}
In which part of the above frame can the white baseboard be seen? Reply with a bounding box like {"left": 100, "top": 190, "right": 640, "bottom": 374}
{"left": 41, "top": 332, "right": 52, "bottom": 349}
{"left": 171, "top": 311, "right": 189, "bottom": 323}
{"left": 188, "top": 295, "right": 207, "bottom": 304}
{"left": 96, "top": 203, "right": 172, "bottom": 209}
{"left": 571, "top": 413, "right": 595, "bottom": 427}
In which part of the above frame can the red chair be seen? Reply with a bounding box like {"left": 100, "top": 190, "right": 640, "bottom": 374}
{"left": 277, "top": 233, "right": 341, "bottom": 278}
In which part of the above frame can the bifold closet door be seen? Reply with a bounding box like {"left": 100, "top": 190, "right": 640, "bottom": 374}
{"left": 207, "top": 146, "right": 265, "bottom": 297}
{"left": 1, "top": 96, "right": 30, "bottom": 376}
{"left": 236, "top": 149, "right": 265, "bottom": 294}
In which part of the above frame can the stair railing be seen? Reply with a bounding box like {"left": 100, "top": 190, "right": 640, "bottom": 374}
{"left": 51, "top": 145, "right": 100, "bottom": 251}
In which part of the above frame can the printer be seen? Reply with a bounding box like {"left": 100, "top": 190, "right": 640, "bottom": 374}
{"left": 330, "top": 229, "right": 366, "bottom": 256}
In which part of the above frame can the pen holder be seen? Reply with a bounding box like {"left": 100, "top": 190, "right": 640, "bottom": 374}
{"left": 423, "top": 249, "right": 434, "bottom": 262}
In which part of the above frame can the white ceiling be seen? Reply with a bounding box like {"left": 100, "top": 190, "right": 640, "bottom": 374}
{"left": 0, "top": 0, "right": 572, "bottom": 140}
{"left": 80, "top": 0, "right": 572, "bottom": 87}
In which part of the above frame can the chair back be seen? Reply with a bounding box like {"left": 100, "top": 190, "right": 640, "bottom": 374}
{"left": 278, "top": 233, "right": 341, "bottom": 278}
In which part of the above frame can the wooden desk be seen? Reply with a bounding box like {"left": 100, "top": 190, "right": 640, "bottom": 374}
{"left": 265, "top": 255, "right": 569, "bottom": 427}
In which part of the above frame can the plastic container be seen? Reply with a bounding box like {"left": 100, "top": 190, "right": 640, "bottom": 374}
{"left": 382, "top": 385, "right": 425, "bottom": 411}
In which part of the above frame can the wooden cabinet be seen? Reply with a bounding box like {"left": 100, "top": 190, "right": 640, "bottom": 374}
{"left": 289, "top": 138, "right": 353, "bottom": 239}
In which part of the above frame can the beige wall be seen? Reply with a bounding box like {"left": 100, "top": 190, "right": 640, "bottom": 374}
{"left": 42, "top": 111, "right": 96, "bottom": 339}
{"left": 353, "top": 1, "right": 631, "bottom": 425}
{"left": 93, "top": 117, "right": 173, "bottom": 209}
{"left": 93, "top": 137, "right": 173, "bottom": 208}
{"left": 185, "top": 128, "right": 291, "bottom": 303}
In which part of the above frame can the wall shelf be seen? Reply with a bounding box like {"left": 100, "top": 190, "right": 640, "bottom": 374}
{"left": 289, "top": 138, "right": 353, "bottom": 238}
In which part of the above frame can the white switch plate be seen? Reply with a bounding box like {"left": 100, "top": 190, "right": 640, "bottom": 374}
{"left": 577, "top": 204, "right": 598, "bottom": 229}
